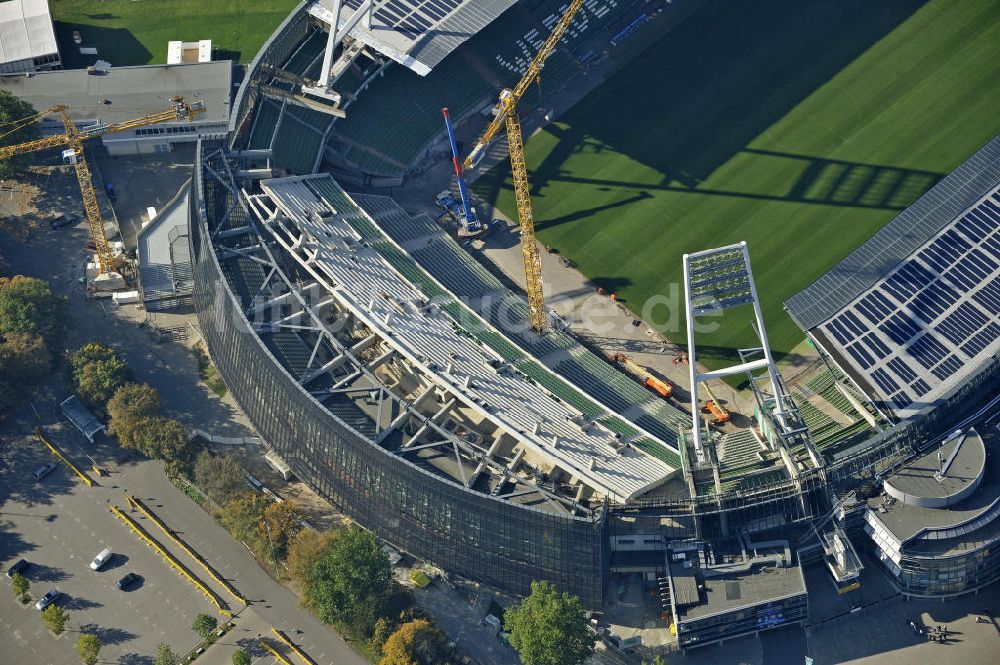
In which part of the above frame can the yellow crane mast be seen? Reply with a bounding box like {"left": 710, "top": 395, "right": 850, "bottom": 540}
{"left": 0, "top": 97, "right": 205, "bottom": 284}
{"left": 464, "top": 0, "right": 584, "bottom": 332}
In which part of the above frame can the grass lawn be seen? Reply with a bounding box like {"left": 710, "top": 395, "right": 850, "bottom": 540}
{"left": 474, "top": 0, "right": 1000, "bottom": 369}
{"left": 50, "top": 0, "right": 298, "bottom": 67}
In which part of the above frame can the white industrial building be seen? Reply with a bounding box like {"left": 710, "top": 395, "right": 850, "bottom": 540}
{"left": 0, "top": 0, "right": 60, "bottom": 74}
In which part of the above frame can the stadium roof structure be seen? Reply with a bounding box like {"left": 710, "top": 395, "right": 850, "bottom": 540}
{"left": 247, "top": 173, "right": 676, "bottom": 501}
{"left": 308, "top": 0, "right": 518, "bottom": 76}
{"left": 786, "top": 134, "right": 1000, "bottom": 421}
{"left": 0, "top": 61, "right": 232, "bottom": 126}
{"left": 786, "top": 134, "right": 1000, "bottom": 330}
{"left": 0, "top": 0, "right": 57, "bottom": 67}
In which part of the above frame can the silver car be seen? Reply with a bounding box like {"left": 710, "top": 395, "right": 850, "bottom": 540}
{"left": 34, "top": 588, "right": 59, "bottom": 611}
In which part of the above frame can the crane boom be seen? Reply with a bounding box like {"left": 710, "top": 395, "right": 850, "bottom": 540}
{"left": 0, "top": 98, "right": 205, "bottom": 277}
{"left": 464, "top": 0, "right": 584, "bottom": 168}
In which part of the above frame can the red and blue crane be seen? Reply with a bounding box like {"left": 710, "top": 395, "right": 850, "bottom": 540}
{"left": 441, "top": 107, "right": 482, "bottom": 236}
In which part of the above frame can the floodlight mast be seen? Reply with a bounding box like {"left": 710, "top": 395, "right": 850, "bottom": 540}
{"left": 683, "top": 241, "right": 788, "bottom": 461}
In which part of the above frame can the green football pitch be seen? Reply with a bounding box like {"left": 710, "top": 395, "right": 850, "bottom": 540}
{"left": 50, "top": 0, "right": 297, "bottom": 67}
{"left": 474, "top": 0, "right": 1000, "bottom": 369}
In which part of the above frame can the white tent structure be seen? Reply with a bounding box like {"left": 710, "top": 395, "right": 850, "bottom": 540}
{"left": 0, "top": 0, "right": 60, "bottom": 74}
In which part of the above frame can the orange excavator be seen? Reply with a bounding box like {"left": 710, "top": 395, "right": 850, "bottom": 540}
{"left": 611, "top": 353, "right": 673, "bottom": 399}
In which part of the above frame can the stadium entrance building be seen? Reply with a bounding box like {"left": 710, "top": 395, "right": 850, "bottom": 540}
{"left": 862, "top": 428, "right": 1000, "bottom": 598}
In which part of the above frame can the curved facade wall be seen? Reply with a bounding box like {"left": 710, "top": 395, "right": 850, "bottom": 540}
{"left": 189, "top": 145, "right": 604, "bottom": 606}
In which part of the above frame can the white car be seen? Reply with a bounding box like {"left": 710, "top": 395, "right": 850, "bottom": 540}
{"left": 89, "top": 547, "right": 112, "bottom": 571}
{"left": 35, "top": 588, "right": 59, "bottom": 611}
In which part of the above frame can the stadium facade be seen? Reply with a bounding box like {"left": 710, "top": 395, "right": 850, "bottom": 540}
{"left": 184, "top": 0, "right": 1000, "bottom": 646}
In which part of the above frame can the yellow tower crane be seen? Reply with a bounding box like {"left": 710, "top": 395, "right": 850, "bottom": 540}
{"left": 0, "top": 97, "right": 205, "bottom": 288}
{"left": 465, "top": 0, "right": 584, "bottom": 332}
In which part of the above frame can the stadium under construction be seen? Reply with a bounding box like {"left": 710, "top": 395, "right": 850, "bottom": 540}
{"left": 183, "top": 0, "right": 1000, "bottom": 650}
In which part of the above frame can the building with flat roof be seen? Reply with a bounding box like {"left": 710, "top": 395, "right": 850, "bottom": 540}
{"left": 0, "top": 61, "right": 232, "bottom": 155}
{"left": 667, "top": 539, "right": 808, "bottom": 649}
{"left": 863, "top": 427, "right": 1000, "bottom": 598}
{"left": 0, "top": 0, "right": 60, "bottom": 74}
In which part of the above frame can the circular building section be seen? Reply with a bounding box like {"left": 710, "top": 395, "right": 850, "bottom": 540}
{"left": 884, "top": 429, "right": 987, "bottom": 508}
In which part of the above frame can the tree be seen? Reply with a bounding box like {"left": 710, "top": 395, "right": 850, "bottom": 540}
{"left": 70, "top": 342, "right": 130, "bottom": 407}
{"left": 260, "top": 499, "right": 301, "bottom": 561}
{"left": 41, "top": 603, "right": 68, "bottom": 635}
{"left": 132, "top": 416, "right": 194, "bottom": 477}
{"left": 232, "top": 648, "right": 251, "bottom": 665}
{"left": 0, "top": 332, "right": 52, "bottom": 382}
{"left": 11, "top": 572, "right": 29, "bottom": 601}
{"left": 288, "top": 529, "right": 335, "bottom": 589}
{"left": 193, "top": 451, "right": 246, "bottom": 504}
{"left": 217, "top": 491, "right": 270, "bottom": 546}
{"left": 371, "top": 617, "right": 394, "bottom": 651}
{"left": 155, "top": 642, "right": 179, "bottom": 665}
{"left": 504, "top": 581, "right": 595, "bottom": 665}
{"left": 107, "top": 383, "right": 161, "bottom": 449}
{"left": 192, "top": 613, "right": 218, "bottom": 639}
{"left": 76, "top": 633, "right": 101, "bottom": 665}
{"left": 306, "top": 526, "right": 391, "bottom": 630}
{"left": 380, "top": 619, "right": 447, "bottom": 665}
{"left": 0, "top": 275, "right": 67, "bottom": 345}
{"left": 0, "top": 91, "right": 38, "bottom": 179}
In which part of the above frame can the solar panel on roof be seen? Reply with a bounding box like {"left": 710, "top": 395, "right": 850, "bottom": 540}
{"left": 961, "top": 322, "right": 1000, "bottom": 357}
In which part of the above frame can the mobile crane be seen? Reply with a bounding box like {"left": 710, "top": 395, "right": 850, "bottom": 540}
{"left": 464, "top": 0, "right": 585, "bottom": 332}
{"left": 0, "top": 97, "right": 205, "bottom": 289}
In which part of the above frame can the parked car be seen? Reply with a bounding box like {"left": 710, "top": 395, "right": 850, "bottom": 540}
{"left": 89, "top": 547, "right": 112, "bottom": 571}
{"left": 116, "top": 572, "right": 138, "bottom": 590}
{"left": 6, "top": 559, "right": 29, "bottom": 578}
{"left": 34, "top": 588, "right": 59, "bottom": 610}
{"left": 33, "top": 462, "right": 58, "bottom": 481}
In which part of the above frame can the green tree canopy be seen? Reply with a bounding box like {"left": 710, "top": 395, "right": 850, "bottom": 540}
{"left": 75, "top": 633, "right": 101, "bottom": 665}
{"left": 133, "top": 416, "right": 193, "bottom": 477}
{"left": 0, "top": 331, "right": 52, "bottom": 415}
{"left": 155, "top": 642, "right": 179, "bottom": 665}
{"left": 217, "top": 491, "right": 270, "bottom": 544}
{"left": 70, "top": 342, "right": 131, "bottom": 407}
{"left": 11, "top": 572, "right": 29, "bottom": 600}
{"left": 192, "top": 613, "right": 218, "bottom": 639}
{"left": 41, "top": 603, "right": 69, "bottom": 634}
{"left": 260, "top": 499, "right": 301, "bottom": 561}
{"left": 232, "top": 648, "right": 251, "bottom": 665}
{"left": 379, "top": 619, "right": 447, "bottom": 665}
{"left": 0, "top": 275, "right": 68, "bottom": 346}
{"left": 504, "top": 581, "right": 595, "bottom": 665}
{"left": 0, "top": 91, "right": 39, "bottom": 179}
{"left": 193, "top": 451, "right": 246, "bottom": 505}
{"left": 288, "top": 528, "right": 335, "bottom": 590}
{"left": 306, "top": 526, "right": 392, "bottom": 629}
{"left": 107, "top": 382, "right": 162, "bottom": 449}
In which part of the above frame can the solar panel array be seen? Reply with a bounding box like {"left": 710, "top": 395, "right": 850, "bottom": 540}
{"left": 786, "top": 134, "right": 1000, "bottom": 330}
{"left": 817, "top": 185, "right": 1000, "bottom": 418}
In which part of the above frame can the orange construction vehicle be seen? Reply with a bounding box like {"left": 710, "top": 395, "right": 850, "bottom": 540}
{"left": 702, "top": 400, "right": 730, "bottom": 425}
{"left": 611, "top": 353, "right": 673, "bottom": 399}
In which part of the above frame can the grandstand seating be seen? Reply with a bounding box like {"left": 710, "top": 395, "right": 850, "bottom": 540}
{"left": 357, "top": 191, "right": 691, "bottom": 448}
{"left": 271, "top": 104, "right": 331, "bottom": 174}
{"left": 717, "top": 429, "right": 763, "bottom": 471}
{"left": 333, "top": 0, "right": 650, "bottom": 174}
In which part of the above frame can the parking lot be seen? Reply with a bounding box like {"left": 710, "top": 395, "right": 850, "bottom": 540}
{"left": 0, "top": 429, "right": 218, "bottom": 665}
